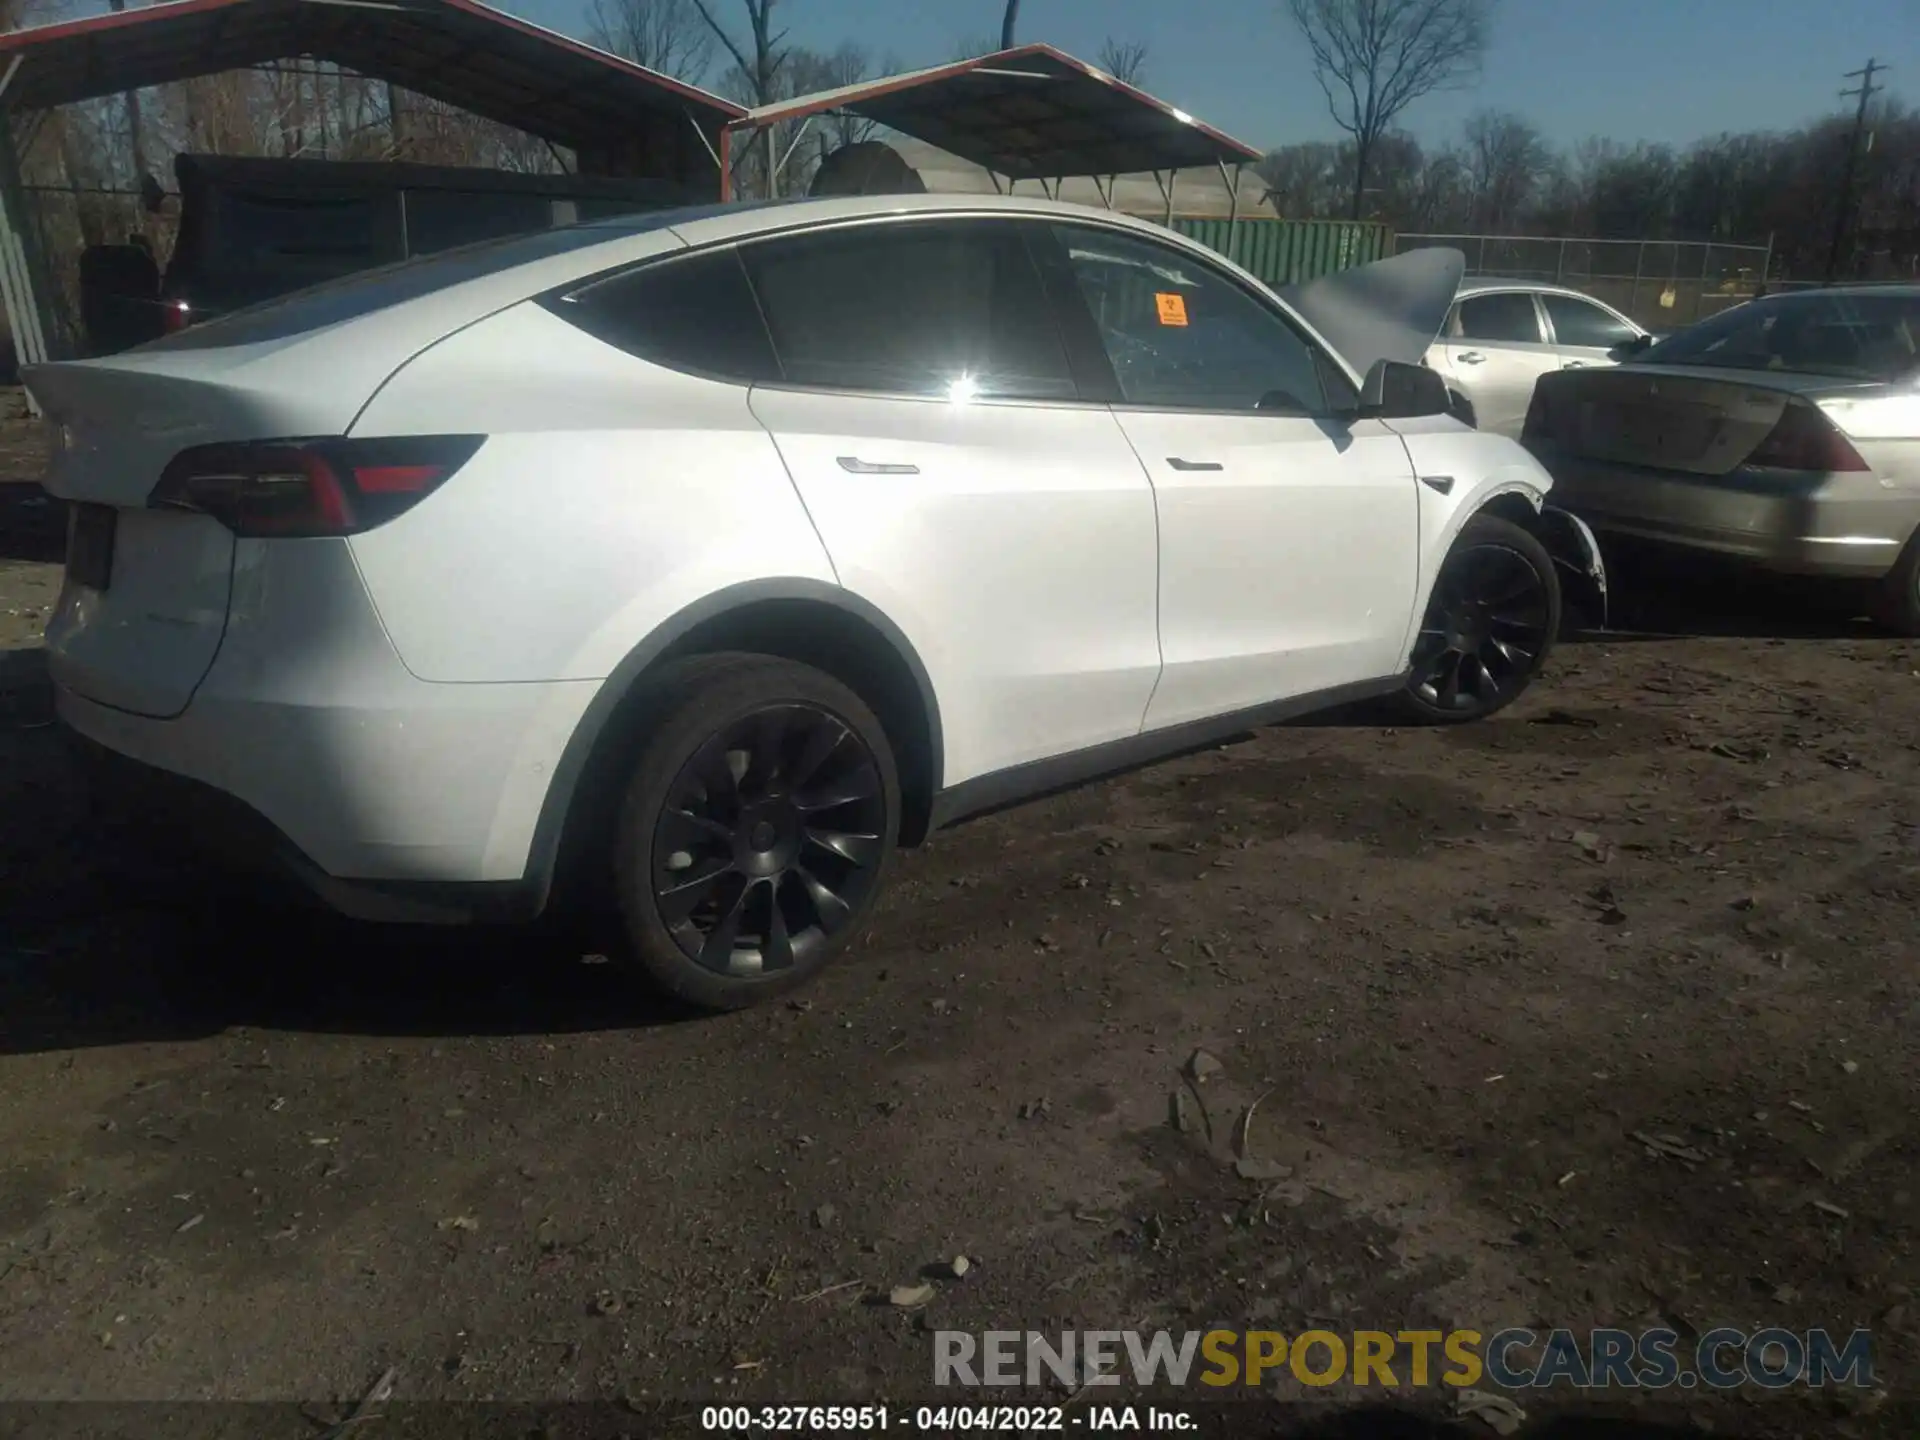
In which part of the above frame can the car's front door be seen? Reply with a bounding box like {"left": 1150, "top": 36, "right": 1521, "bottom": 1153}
{"left": 1441, "top": 290, "right": 1558, "bottom": 436}
{"left": 737, "top": 215, "right": 1163, "bottom": 789}
{"left": 1540, "top": 291, "right": 1644, "bottom": 371}
{"left": 1038, "top": 221, "right": 1421, "bottom": 734}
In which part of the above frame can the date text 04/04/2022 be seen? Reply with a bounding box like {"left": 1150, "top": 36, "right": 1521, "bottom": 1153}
{"left": 700, "top": 1405, "right": 1198, "bottom": 1431}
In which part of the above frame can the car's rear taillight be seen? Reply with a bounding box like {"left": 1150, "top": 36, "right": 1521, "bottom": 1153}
{"left": 162, "top": 299, "right": 192, "bottom": 333}
{"left": 149, "top": 436, "right": 484, "bottom": 537}
{"left": 1744, "top": 403, "right": 1869, "bottom": 473}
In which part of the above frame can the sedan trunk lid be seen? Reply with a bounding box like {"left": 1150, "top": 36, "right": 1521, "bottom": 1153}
{"left": 1527, "top": 365, "right": 1885, "bottom": 477}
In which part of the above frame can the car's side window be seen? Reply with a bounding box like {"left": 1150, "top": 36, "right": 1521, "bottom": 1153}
{"left": 738, "top": 218, "right": 1077, "bottom": 401}
{"left": 1455, "top": 292, "right": 1546, "bottom": 344}
{"left": 1542, "top": 294, "right": 1639, "bottom": 349}
{"left": 1048, "top": 223, "right": 1330, "bottom": 415}
{"left": 542, "top": 246, "right": 781, "bottom": 383}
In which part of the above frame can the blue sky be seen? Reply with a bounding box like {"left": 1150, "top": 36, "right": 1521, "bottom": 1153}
{"left": 536, "top": 0, "right": 1920, "bottom": 153}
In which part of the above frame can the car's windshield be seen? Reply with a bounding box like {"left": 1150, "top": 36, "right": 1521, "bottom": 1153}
{"left": 1641, "top": 290, "right": 1920, "bottom": 382}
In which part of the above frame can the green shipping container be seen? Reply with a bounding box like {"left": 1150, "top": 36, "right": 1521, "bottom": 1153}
{"left": 1170, "top": 218, "right": 1392, "bottom": 287}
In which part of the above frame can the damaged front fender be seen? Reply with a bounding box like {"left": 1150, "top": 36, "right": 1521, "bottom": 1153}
{"left": 1535, "top": 505, "right": 1609, "bottom": 633}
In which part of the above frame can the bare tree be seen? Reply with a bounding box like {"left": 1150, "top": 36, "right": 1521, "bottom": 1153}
{"left": 589, "top": 0, "right": 716, "bottom": 83}
{"left": 1286, "top": 0, "right": 1489, "bottom": 218}
{"left": 1258, "top": 140, "right": 1346, "bottom": 216}
{"left": 693, "top": 0, "right": 791, "bottom": 195}
{"left": 692, "top": 0, "right": 788, "bottom": 105}
{"left": 785, "top": 44, "right": 886, "bottom": 149}
{"left": 1000, "top": 0, "right": 1020, "bottom": 50}
{"left": 1462, "top": 108, "right": 1549, "bottom": 230}
{"left": 1096, "top": 39, "right": 1149, "bottom": 87}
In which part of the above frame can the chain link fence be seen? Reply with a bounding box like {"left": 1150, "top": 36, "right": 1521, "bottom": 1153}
{"left": 1394, "top": 233, "right": 1775, "bottom": 330}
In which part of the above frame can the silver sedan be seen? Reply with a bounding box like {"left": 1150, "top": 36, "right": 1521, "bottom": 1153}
{"left": 1522, "top": 286, "right": 1920, "bottom": 631}
{"left": 1424, "top": 278, "right": 1648, "bottom": 436}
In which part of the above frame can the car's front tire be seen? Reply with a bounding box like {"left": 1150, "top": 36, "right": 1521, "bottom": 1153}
{"left": 1393, "top": 514, "right": 1561, "bottom": 725}
{"left": 610, "top": 654, "right": 899, "bottom": 1010}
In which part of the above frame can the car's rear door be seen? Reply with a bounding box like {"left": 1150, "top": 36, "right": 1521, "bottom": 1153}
{"left": 1441, "top": 289, "right": 1558, "bottom": 436}
{"left": 738, "top": 214, "right": 1163, "bottom": 789}
{"left": 1541, "top": 292, "right": 1643, "bottom": 372}
{"left": 1036, "top": 220, "right": 1420, "bottom": 732}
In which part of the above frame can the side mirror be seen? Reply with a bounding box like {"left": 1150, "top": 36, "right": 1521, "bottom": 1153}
{"left": 1356, "top": 358, "right": 1450, "bottom": 420}
{"left": 1608, "top": 334, "right": 1654, "bottom": 362}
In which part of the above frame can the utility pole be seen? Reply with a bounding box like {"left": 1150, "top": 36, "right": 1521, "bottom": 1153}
{"left": 1825, "top": 58, "right": 1886, "bottom": 283}
{"left": 1000, "top": 0, "right": 1021, "bottom": 50}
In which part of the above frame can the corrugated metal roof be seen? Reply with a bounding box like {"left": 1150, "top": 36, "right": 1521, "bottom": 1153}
{"left": 882, "top": 138, "right": 1274, "bottom": 217}
{"left": 737, "top": 45, "right": 1261, "bottom": 183}
{"left": 0, "top": 0, "right": 743, "bottom": 155}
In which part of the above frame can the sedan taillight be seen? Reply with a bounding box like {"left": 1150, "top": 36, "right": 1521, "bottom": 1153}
{"left": 1745, "top": 403, "right": 1869, "bottom": 473}
{"left": 149, "top": 436, "right": 484, "bottom": 538}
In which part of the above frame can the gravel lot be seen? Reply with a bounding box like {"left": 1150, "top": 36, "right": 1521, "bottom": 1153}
{"left": 2, "top": 408, "right": 1917, "bottom": 1438}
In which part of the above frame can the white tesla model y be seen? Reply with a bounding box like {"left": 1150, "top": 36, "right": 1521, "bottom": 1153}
{"left": 30, "top": 194, "right": 1603, "bottom": 1009}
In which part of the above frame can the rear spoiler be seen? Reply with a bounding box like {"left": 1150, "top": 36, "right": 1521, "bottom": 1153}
{"left": 1277, "top": 247, "right": 1465, "bottom": 377}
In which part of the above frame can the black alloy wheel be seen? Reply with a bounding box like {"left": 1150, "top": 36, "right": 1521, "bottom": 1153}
{"left": 1398, "top": 514, "right": 1559, "bottom": 724}
{"left": 653, "top": 704, "right": 887, "bottom": 977}
{"left": 612, "top": 654, "right": 900, "bottom": 1010}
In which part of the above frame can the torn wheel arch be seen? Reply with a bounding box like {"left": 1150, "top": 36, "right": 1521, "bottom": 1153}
{"left": 1471, "top": 490, "right": 1609, "bottom": 635}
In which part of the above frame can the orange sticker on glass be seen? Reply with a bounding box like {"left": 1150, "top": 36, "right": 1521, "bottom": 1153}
{"left": 1155, "top": 292, "right": 1189, "bottom": 327}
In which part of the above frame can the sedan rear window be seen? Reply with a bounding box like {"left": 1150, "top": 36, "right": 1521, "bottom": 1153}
{"left": 1454, "top": 292, "right": 1543, "bottom": 344}
{"left": 1644, "top": 291, "right": 1920, "bottom": 381}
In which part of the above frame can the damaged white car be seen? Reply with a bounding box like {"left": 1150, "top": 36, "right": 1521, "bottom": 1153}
{"left": 30, "top": 193, "right": 1603, "bottom": 1009}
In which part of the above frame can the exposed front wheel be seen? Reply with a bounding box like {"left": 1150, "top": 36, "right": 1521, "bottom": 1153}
{"left": 1393, "top": 514, "right": 1561, "bottom": 725}
{"left": 611, "top": 654, "right": 899, "bottom": 1010}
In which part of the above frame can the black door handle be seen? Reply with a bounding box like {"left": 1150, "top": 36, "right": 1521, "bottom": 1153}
{"left": 1167, "top": 457, "right": 1224, "bottom": 472}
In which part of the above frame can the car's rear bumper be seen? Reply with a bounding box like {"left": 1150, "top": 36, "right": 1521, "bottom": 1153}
{"left": 60, "top": 721, "right": 547, "bottom": 924}
{"left": 1531, "top": 452, "right": 1914, "bottom": 577}
{"left": 49, "top": 535, "right": 601, "bottom": 915}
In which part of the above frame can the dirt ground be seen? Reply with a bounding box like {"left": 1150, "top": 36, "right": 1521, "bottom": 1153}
{"left": 2, "top": 407, "right": 1918, "bottom": 1439}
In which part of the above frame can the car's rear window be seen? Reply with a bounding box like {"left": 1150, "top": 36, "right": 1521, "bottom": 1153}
{"left": 136, "top": 210, "right": 702, "bottom": 354}
{"left": 1643, "top": 291, "right": 1920, "bottom": 381}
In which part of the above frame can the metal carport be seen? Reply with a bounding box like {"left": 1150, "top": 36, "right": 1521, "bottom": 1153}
{"left": 0, "top": 0, "right": 745, "bottom": 370}
{"left": 724, "top": 43, "right": 1262, "bottom": 221}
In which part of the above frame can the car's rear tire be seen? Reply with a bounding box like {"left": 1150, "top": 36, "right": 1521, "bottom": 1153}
{"left": 1392, "top": 514, "right": 1561, "bottom": 725}
{"left": 1874, "top": 531, "right": 1920, "bottom": 636}
{"left": 610, "top": 654, "right": 899, "bottom": 1011}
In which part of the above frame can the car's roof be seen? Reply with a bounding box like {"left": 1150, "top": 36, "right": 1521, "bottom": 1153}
{"left": 130, "top": 191, "right": 1206, "bottom": 359}
{"left": 1748, "top": 283, "right": 1920, "bottom": 301}
{"left": 606, "top": 190, "right": 1194, "bottom": 246}
{"left": 1455, "top": 275, "right": 1601, "bottom": 300}
{"left": 83, "top": 189, "right": 1341, "bottom": 400}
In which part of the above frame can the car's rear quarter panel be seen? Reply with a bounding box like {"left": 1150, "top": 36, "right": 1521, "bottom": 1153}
{"left": 346, "top": 301, "right": 837, "bottom": 684}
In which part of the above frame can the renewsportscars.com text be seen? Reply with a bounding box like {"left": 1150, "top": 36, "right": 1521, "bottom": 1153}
{"left": 933, "top": 1327, "right": 1874, "bottom": 1390}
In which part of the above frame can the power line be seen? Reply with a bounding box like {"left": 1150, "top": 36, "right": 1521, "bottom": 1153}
{"left": 1825, "top": 57, "right": 1887, "bottom": 283}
